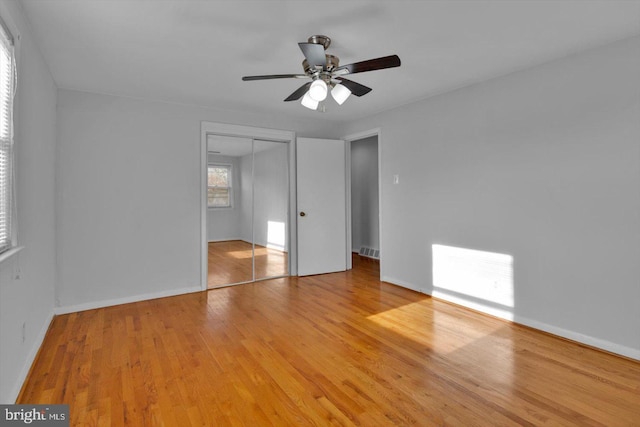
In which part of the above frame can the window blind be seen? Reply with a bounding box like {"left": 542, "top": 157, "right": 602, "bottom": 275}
{"left": 0, "top": 21, "right": 15, "bottom": 254}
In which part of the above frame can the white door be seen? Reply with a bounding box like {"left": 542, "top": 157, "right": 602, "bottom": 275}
{"left": 297, "top": 137, "right": 347, "bottom": 276}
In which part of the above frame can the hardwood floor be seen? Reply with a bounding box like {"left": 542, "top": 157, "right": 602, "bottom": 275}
{"left": 208, "top": 240, "right": 288, "bottom": 288}
{"left": 19, "top": 256, "right": 640, "bottom": 426}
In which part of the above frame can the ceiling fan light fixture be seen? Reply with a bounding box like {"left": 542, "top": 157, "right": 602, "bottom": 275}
{"left": 331, "top": 83, "right": 351, "bottom": 105}
{"left": 309, "top": 79, "right": 328, "bottom": 101}
{"left": 301, "top": 92, "right": 319, "bottom": 110}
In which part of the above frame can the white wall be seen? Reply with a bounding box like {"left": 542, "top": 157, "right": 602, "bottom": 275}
{"left": 341, "top": 36, "right": 640, "bottom": 358}
{"left": 56, "top": 89, "right": 339, "bottom": 312}
{"left": 351, "top": 136, "right": 379, "bottom": 252}
{"left": 206, "top": 154, "right": 242, "bottom": 242}
{"left": 0, "top": 0, "right": 57, "bottom": 402}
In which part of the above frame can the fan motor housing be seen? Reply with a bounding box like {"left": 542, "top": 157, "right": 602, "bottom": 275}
{"left": 302, "top": 55, "right": 340, "bottom": 75}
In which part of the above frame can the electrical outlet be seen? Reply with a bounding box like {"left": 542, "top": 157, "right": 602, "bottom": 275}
{"left": 22, "top": 322, "right": 26, "bottom": 343}
{"left": 14, "top": 265, "right": 21, "bottom": 280}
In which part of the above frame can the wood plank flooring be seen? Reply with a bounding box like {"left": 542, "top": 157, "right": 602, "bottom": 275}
{"left": 208, "top": 240, "right": 288, "bottom": 288}
{"left": 18, "top": 256, "right": 640, "bottom": 426}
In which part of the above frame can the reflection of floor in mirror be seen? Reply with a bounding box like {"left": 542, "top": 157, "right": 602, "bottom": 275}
{"left": 208, "top": 240, "right": 288, "bottom": 288}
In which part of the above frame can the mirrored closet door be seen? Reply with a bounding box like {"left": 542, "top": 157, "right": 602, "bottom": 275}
{"left": 206, "top": 135, "right": 289, "bottom": 288}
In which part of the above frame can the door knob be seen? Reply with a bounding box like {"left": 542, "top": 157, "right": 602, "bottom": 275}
{"left": 299, "top": 211, "right": 306, "bottom": 217}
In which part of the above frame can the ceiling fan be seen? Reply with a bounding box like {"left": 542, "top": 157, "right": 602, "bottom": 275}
{"left": 242, "top": 35, "right": 401, "bottom": 111}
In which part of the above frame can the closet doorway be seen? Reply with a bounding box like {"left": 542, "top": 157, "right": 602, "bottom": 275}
{"left": 201, "top": 123, "right": 295, "bottom": 289}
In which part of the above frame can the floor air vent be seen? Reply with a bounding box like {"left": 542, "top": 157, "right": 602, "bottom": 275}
{"left": 359, "top": 246, "right": 380, "bottom": 259}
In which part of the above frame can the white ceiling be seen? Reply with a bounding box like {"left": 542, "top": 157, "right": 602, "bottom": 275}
{"left": 20, "top": 0, "right": 640, "bottom": 122}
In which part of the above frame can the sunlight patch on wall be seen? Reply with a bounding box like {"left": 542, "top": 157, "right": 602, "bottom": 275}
{"left": 432, "top": 244, "right": 514, "bottom": 321}
{"left": 267, "top": 221, "right": 286, "bottom": 251}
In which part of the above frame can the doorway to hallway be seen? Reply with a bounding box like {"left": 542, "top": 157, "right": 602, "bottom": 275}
{"left": 349, "top": 133, "right": 380, "bottom": 275}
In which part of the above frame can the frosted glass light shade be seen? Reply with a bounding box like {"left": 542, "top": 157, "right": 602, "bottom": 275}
{"left": 301, "top": 92, "right": 319, "bottom": 110}
{"left": 309, "top": 79, "right": 328, "bottom": 101}
{"left": 331, "top": 83, "right": 351, "bottom": 105}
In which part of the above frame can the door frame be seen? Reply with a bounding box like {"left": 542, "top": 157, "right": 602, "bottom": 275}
{"left": 343, "top": 128, "right": 382, "bottom": 275}
{"left": 200, "top": 122, "right": 296, "bottom": 290}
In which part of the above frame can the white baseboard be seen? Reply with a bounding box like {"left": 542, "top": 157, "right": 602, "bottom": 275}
{"left": 8, "top": 310, "right": 55, "bottom": 403}
{"left": 54, "top": 286, "right": 202, "bottom": 315}
{"left": 381, "top": 276, "right": 423, "bottom": 293}
{"left": 512, "top": 314, "right": 640, "bottom": 361}
{"left": 431, "top": 289, "right": 515, "bottom": 322}
{"left": 207, "top": 237, "right": 243, "bottom": 243}
{"left": 380, "top": 276, "right": 639, "bottom": 361}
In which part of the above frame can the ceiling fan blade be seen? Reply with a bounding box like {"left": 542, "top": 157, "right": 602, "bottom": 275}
{"left": 284, "top": 82, "right": 312, "bottom": 101}
{"left": 335, "top": 78, "right": 372, "bottom": 97}
{"left": 242, "top": 74, "right": 307, "bottom": 81}
{"left": 298, "top": 42, "right": 326, "bottom": 69}
{"left": 334, "top": 55, "right": 401, "bottom": 75}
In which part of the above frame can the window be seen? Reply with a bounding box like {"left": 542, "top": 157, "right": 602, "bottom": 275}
{"left": 0, "top": 19, "right": 15, "bottom": 255}
{"left": 207, "top": 164, "right": 232, "bottom": 208}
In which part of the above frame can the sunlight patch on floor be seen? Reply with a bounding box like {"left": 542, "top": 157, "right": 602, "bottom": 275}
{"left": 227, "top": 249, "right": 254, "bottom": 259}
{"left": 367, "top": 300, "right": 508, "bottom": 356}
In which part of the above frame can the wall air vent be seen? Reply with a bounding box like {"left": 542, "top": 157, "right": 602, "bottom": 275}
{"left": 359, "top": 246, "right": 380, "bottom": 259}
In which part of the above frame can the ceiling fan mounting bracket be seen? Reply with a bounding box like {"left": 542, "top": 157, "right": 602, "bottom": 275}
{"left": 307, "top": 35, "right": 331, "bottom": 50}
